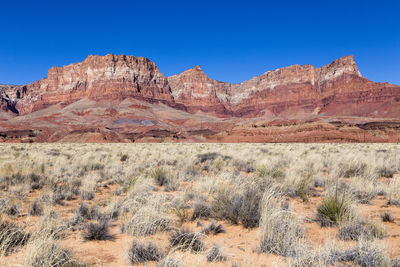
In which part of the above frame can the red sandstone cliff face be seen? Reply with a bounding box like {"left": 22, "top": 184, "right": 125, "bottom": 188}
{"left": 168, "top": 55, "right": 400, "bottom": 118}
{"left": 4, "top": 54, "right": 400, "bottom": 118}
{"left": 12, "top": 54, "right": 174, "bottom": 114}
{"left": 167, "top": 65, "right": 231, "bottom": 114}
{"left": 1, "top": 54, "right": 400, "bottom": 143}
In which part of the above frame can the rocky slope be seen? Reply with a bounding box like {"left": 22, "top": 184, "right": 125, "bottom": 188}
{"left": 1, "top": 54, "right": 399, "bottom": 142}
{"left": 169, "top": 56, "right": 400, "bottom": 118}
{"left": 6, "top": 54, "right": 175, "bottom": 115}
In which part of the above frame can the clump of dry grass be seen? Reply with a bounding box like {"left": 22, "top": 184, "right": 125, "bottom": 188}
{"left": 0, "top": 219, "right": 30, "bottom": 256}
{"left": 152, "top": 167, "right": 168, "bottom": 186}
{"left": 121, "top": 196, "right": 171, "bottom": 237}
{"left": 29, "top": 199, "right": 44, "bottom": 216}
{"left": 211, "top": 179, "right": 266, "bottom": 228}
{"left": 158, "top": 256, "right": 183, "bottom": 267}
{"left": 169, "top": 228, "right": 205, "bottom": 252}
{"left": 259, "top": 210, "right": 305, "bottom": 257}
{"left": 388, "top": 175, "right": 400, "bottom": 204}
{"left": 381, "top": 212, "right": 395, "bottom": 223}
{"left": 24, "top": 235, "right": 84, "bottom": 267}
{"left": 201, "top": 221, "right": 225, "bottom": 235}
{"left": 258, "top": 186, "right": 305, "bottom": 257}
{"left": 338, "top": 238, "right": 390, "bottom": 267}
{"left": 0, "top": 197, "right": 21, "bottom": 216}
{"left": 127, "top": 240, "right": 163, "bottom": 264}
{"left": 82, "top": 219, "right": 112, "bottom": 241}
{"left": 338, "top": 220, "right": 387, "bottom": 241}
{"left": 207, "top": 244, "right": 226, "bottom": 262}
{"left": 191, "top": 199, "right": 212, "bottom": 220}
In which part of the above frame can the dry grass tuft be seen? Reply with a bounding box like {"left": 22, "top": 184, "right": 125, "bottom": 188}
{"left": 127, "top": 240, "right": 163, "bottom": 264}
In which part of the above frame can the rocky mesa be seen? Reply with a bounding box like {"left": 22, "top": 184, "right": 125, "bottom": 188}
{"left": 1, "top": 54, "right": 399, "bottom": 142}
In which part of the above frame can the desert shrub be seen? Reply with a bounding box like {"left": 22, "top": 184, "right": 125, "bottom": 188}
{"left": 388, "top": 199, "right": 400, "bottom": 206}
{"left": 191, "top": 199, "right": 211, "bottom": 220}
{"left": 287, "top": 243, "right": 339, "bottom": 267}
{"left": 1, "top": 173, "right": 44, "bottom": 189}
{"left": 381, "top": 212, "right": 394, "bottom": 223}
{"left": 120, "top": 154, "right": 129, "bottom": 162}
{"left": 172, "top": 204, "right": 188, "bottom": 223}
{"left": 121, "top": 205, "right": 171, "bottom": 237}
{"left": 196, "top": 152, "right": 221, "bottom": 163}
{"left": 257, "top": 164, "right": 286, "bottom": 180}
{"left": 348, "top": 177, "right": 384, "bottom": 204}
{"left": 338, "top": 162, "right": 367, "bottom": 178}
{"left": 165, "top": 176, "right": 179, "bottom": 192}
{"left": 259, "top": 210, "right": 304, "bottom": 257}
{"left": 5, "top": 203, "right": 20, "bottom": 216}
{"left": 24, "top": 236, "right": 83, "bottom": 267}
{"left": 29, "top": 200, "right": 44, "bottom": 216}
{"left": 201, "top": 221, "right": 225, "bottom": 235}
{"left": 104, "top": 201, "right": 121, "bottom": 220}
{"left": 0, "top": 198, "right": 20, "bottom": 216}
{"left": 169, "top": 228, "right": 204, "bottom": 252}
{"left": 152, "top": 168, "right": 168, "bottom": 186}
{"left": 82, "top": 220, "right": 112, "bottom": 241}
{"left": 375, "top": 165, "right": 397, "bottom": 178}
{"left": 127, "top": 240, "right": 163, "bottom": 264}
{"left": 69, "top": 203, "right": 104, "bottom": 229}
{"left": 77, "top": 202, "right": 90, "bottom": 219}
{"left": 90, "top": 163, "right": 104, "bottom": 171}
{"left": 338, "top": 223, "right": 369, "bottom": 241}
{"left": 211, "top": 181, "right": 263, "bottom": 228}
{"left": 338, "top": 221, "right": 386, "bottom": 241}
{"left": 233, "top": 159, "right": 256, "bottom": 173}
{"left": 158, "top": 257, "right": 183, "bottom": 267}
{"left": 338, "top": 239, "right": 389, "bottom": 267}
{"left": 392, "top": 258, "right": 400, "bottom": 267}
{"left": 317, "top": 194, "right": 352, "bottom": 226}
{"left": 388, "top": 175, "right": 400, "bottom": 204}
{"left": 207, "top": 244, "right": 226, "bottom": 262}
{"left": 0, "top": 220, "right": 30, "bottom": 256}
{"left": 294, "top": 174, "right": 313, "bottom": 202}
{"left": 79, "top": 188, "right": 95, "bottom": 201}
{"left": 33, "top": 210, "right": 68, "bottom": 240}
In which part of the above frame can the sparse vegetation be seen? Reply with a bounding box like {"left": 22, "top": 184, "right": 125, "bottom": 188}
{"left": 338, "top": 220, "right": 387, "bottom": 241}
{"left": 24, "top": 236, "right": 83, "bottom": 267}
{"left": 381, "top": 212, "right": 395, "bottom": 223}
{"left": 317, "top": 193, "right": 352, "bottom": 226}
{"left": 201, "top": 221, "right": 225, "bottom": 235}
{"left": 0, "top": 220, "right": 30, "bottom": 256}
{"left": 259, "top": 210, "right": 304, "bottom": 257}
{"left": 127, "top": 240, "right": 163, "bottom": 264}
{"left": 191, "top": 199, "right": 212, "bottom": 220}
{"left": 211, "top": 180, "right": 263, "bottom": 228}
{"left": 207, "top": 244, "right": 226, "bottom": 262}
{"left": 82, "top": 220, "right": 112, "bottom": 241}
{"left": 29, "top": 200, "right": 44, "bottom": 216}
{"left": 152, "top": 167, "right": 168, "bottom": 186}
{"left": 169, "top": 228, "right": 205, "bottom": 252}
{"left": 0, "top": 143, "right": 398, "bottom": 266}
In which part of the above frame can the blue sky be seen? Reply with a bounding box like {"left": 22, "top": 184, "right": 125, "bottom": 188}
{"left": 0, "top": 0, "right": 399, "bottom": 85}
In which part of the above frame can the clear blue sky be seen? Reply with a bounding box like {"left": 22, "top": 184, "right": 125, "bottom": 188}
{"left": 0, "top": 0, "right": 399, "bottom": 85}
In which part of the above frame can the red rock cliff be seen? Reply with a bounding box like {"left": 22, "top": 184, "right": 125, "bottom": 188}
{"left": 14, "top": 54, "right": 174, "bottom": 114}
{"left": 168, "top": 56, "right": 400, "bottom": 118}
{"left": 3, "top": 54, "right": 400, "bottom": 119}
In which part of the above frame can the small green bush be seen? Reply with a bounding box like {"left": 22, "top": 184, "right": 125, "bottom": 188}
{"left": 151, "top": 168, "right": 168, "bottom": 186}
{"left": 317, "top": 194, "right": 351, "bottom": 226}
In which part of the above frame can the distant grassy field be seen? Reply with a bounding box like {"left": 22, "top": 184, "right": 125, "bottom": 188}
{"left": 0, "top": 143, "right": 399, "bottom": 266}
